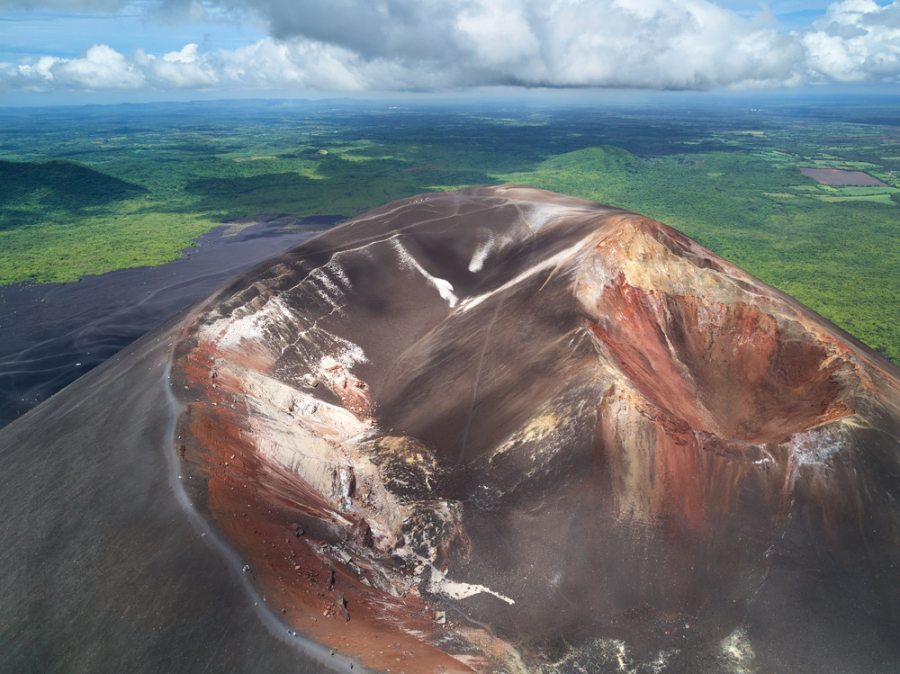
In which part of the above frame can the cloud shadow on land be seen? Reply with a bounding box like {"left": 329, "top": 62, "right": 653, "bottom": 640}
{"left": 181, "top": 160, "right": 496, "bottom": 218}
{"left": 0, "top": 160, "right": 148, "bottom": 229}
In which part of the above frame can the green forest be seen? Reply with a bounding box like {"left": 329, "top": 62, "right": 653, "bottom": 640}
{"left": 1, "top": 98, "right": 899, "bottom": 361}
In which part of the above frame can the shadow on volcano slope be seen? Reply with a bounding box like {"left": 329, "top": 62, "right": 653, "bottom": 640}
{"left": 2, "top": 187, "right": 900, "bottom": 674}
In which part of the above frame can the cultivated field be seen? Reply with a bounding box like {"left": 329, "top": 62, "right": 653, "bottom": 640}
{"left": 800, "top": 167, "right": 888, "bottom": 186}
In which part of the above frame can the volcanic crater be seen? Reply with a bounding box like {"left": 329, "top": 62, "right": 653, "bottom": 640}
{"left": 168, "top": 187, "right": 898, "bottom": 673}
{"left": 3, "top": 186, "right": 900, "bottom": 674}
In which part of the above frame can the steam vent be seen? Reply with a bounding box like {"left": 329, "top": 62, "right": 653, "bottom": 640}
{"left": 3, "top": 186, "right": 900, "bottom": 674}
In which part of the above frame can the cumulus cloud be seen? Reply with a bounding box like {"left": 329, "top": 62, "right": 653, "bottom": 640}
{"left": 210, "top": 0, "right": 806, "bottom": 89}
{"left": 800, "top": 0, "right": 900, "bottom": 82}
{"left": 3, "top": 0, "right": 900, "bottom": 94}
{"left": 6, "top": 44, "right": 144, "bottom": 90}
{"left": 0, "top": 39, "right": 404, "bottom": 93}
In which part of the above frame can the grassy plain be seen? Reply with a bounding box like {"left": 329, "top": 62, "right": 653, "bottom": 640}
{"left": 1, "top": 97, "right": 899, "bottom": 361}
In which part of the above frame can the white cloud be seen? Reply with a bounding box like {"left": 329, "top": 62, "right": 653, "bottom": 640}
{"left": 5, "top": 44, "right": 144, "bottom": 90}
{"left": 800, "top": 0, "right": 900, "bottom": 82}
{"left": 3, "top": 0, "right": 900, "bottom": 94}
{"left": 215, "top": 0, "right": 806, "bottom": 90}
{"left": 57, "top": 44, "right": 145, "bottom": 89}
{"left": 163, "top": 43, "right": 199, "bottom": 63}
{"left": 0, "top": 39, "right": 406, "bottom": 93}
{"left": 456, "top": 0, "right": 542, "bottom": 69}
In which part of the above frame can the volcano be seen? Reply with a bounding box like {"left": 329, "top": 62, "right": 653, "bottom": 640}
{"left": 2, "top": 186, "right": 900, "bottom": 674}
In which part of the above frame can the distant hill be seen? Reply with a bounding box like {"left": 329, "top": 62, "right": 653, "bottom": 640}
{"left": 539, "top": 144, "right": 647, "bottom": 174}
{"left": 0, "top": 160, "right": 147, "bottom": 221}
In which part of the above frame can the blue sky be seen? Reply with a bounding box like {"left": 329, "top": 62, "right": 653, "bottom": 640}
{"left": 1, "top": 0, "right": 899, "bottom": 105}
{"left": 0, "top": 4, "right": 265, "bottom": 61}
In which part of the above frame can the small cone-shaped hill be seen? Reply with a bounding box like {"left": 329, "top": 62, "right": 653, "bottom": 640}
{"left": 3, "top": 186, "right": 900, "bottom": 674}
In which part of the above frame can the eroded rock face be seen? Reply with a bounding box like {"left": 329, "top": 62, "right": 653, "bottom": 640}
{"left": 172, "top": 186, "right": 900, "bottom": 673}
{"left": 578, "top": 219, "right": 855, "bottom": 446}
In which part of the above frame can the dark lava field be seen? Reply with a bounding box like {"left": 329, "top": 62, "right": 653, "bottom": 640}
{"left": 0, "top": 216, "right": 331, "bottom": 427}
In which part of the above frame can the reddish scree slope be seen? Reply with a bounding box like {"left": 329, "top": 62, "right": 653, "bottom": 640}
{"left": 171, "top": 186, "right": 900, "bottom": 674}
{"left": 583, "top": 220, "right": 853, "bottom": 445}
